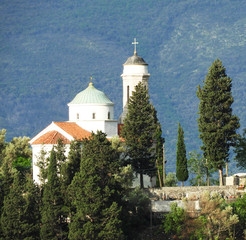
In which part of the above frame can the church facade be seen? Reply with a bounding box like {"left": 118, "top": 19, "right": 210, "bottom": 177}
{"left": 30, "top": 39, "right": 152, "bottom": 185}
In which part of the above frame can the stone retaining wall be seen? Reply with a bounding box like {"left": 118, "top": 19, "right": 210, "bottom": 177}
{"left": 147, "top": 186, "right": 245, "bottom": 201}
{"left": 146, "top": 186, "right": 246, "bottom": 214}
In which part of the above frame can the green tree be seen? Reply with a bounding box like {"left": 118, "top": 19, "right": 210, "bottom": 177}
{"left": 234, "top": 129, "right": 246, "bottom": 170}
{"left": 3, "top": 136, "right": 32, "bottom": 167}
{"left": 151, "top": 104, "right": 165, "bottom": 187}
{"left": 0, "top": 129, "right": 7, "bottom": 167}
{"left": 187, "top": 151, "right": 216, "bottom": 186}
{"left": 64, "top": 140, "right": 82, "bottom": 185}
{"left": 1, "top": 172, "right": 41, "bottom": 240}
{"left": 12, "top": 156, "right": 32, "bottom": 174}
{"left": 124, "top": 187, "right": 150, "bottom": 227}
{"left": 35, "top": 146, "right": 49, "bottom": 184}
{"left": 54, "top": 139, "right": 66, "bottom": 178}
{"left": 162, "top": 202, "right": 186, "bottom": 238}
{"left": 165, "top": 172, "right": 178, "bottom": 187}
{"left": 0, "top": 135, "right": 32, "bottom": 180}
{"left": 40, "top": 148, "right": 68, "bottom": 240}
{"left": 121, "top": 82, "right": 158, "bottom": 188}
{"left": 68, "top": 131, "right": 124, "bottom": 240}
{"left": 113, "top": 164, "right": 134, "bottom": 190}
{"left": 197, "top": 59, "right": 240, "bottom": 185}
{"left": 231, "top": 193, "right": 246, "bottom": 239}
{"left": 176, "top": 123, "right": 188, "bottom": 187}
{"left": 0, "top": 161, "right": 13, "bottom": 239}
{"left": 198, "top": 192, "right": 239, "bottom": 240}
{"left": 0, "top": 160, "right": 14, "bottom": 220}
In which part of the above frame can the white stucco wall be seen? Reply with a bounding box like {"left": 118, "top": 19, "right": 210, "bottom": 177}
{"left": 121, "top": 64, "right": 150, "bottom": 109}
{"left": 123, "top": 65, "right": 149, "bottom": 75}
{"left": 122, "top": 76, "right": 149, "bottom": 109}
{"left": 68, "top": 104, "right": 114, "bottom": 122}
{"left": 32, "top": 144, "right": 70, "bottom": 184}
{"left": 76, "top": 120, "right": 118, "bottom": 138}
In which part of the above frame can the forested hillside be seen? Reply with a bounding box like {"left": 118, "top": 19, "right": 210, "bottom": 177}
{"left": 1, "top": 0, "right": 245, "bottom": 172}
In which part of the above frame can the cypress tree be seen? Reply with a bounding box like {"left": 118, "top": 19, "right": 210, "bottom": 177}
{"left": 64, "top": 140, "right": 82, "bottom": 185}
{"left": 1, "top": 172, "right": 41, "bottom": 240}
{"left": 0, "top": 160, "right": 14, "bottom": 239}
{"left": 1, "top": 172, "right": 25, "bottom": 240}
{"left": 151, "top": 104, "right": 165, "bottom": 187}
{"left": 40, "top": 148, "right": 68, "bottom": 240}
{"left": 68, "top": 131, "right": 124, "bottom": 240}
{"left": 197, "top": 59, "right": 240, "bottom": 185}
{"left": 234, "top": 128, "right": 246, "bottom": 170}
{"left": 22, "top": 178, "right": 41, "bottom": 240}
{"left": 176, "top": 123, "right": 188, "bottom": 187}
{"left": 121, "top": 82, "right": 157, "bottom": 188}
{"left": 0, "top": 129, "right": 7, "bottom": 166}
{"left": 54, "top": 139, "right": 66, "bottom": 180}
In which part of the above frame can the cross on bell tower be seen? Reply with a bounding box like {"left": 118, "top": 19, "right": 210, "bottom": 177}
{"left": 119, "top": 39, "right": 150, "bottom": 124}
{"left": 132, "top": 38, "right": 139, "bottom": 55}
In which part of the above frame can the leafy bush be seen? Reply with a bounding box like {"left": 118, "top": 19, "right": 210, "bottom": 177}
{"left": 162, "top": 202, "right": 186, "bottom": 238}
{"left": 231, "top": 193, "right": 246, "bottom": 239}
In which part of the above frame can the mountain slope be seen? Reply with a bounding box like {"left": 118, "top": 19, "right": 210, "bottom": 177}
{"left": 0, "top": 0, "right": 245, "bottom": 172}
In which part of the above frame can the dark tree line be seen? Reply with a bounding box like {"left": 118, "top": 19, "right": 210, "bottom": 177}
{"left": 121, "top": 82, "right": 165, "bottom": 188}
{"left": 0, "top": 130, "right": 153, "bottom": 240}
{"left": 197, "top": 59, "right": 240, "bottom": 185}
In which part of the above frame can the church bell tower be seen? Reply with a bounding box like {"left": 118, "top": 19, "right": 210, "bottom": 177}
{"left": 119, "top": 38, "right": 150, "bottom": 123}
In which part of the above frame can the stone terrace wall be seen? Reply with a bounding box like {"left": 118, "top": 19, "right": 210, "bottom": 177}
{"left": 146, "top": 186, "right": 246, "bottom": 214}
{"left": 147, "top": 186, "right": 244, "bottom": 201}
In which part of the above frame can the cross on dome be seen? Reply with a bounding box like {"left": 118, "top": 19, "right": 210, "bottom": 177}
{"left": 89, "top": 76, "right": 93, "bottom": 86}
{"left": 132, "top": 38, "right": 139, "bottom": 55}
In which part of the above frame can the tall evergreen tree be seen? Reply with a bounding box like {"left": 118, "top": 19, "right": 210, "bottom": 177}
{"left": 0, "top": 161, "right": 13, "bottom": 222}
{"left": 3, "top": 136, "right": 32, "bottom": 168}
{"left": 40, "top": 148, "right": 68, "bottom": 240}
{"left": 36, "top": 147, "right": 49, "bottom": 184}
{"left": 197, "top": 59, "right": 240, "bottom": 185}
{"left": 54, "top": 139, "right": 66, "bottom": 181}
{"left": 151, "top": 104, "right": 165, "bottom": 187}
{"left": 0, "top": 129, "right": 7, "bottom": 167}
{"left": 176, "top": 123, "right": 188, "bottom": 187}
{"left": 1, "top": 172, "right": 41, "bottom": 240}
{"left": 121, "top": 82, "right": 158, "bottom": 188}
{"left": 22, "top": 178, "right": 41, "bottom": 240}
{"left": 68, "top": 131, "right": 124, "bottom": 240}
{"left": 234, "top": 128, "right": 246, "bottom": 170}
{"left": 64, "top": 140, "right": 82, "bottom": 185}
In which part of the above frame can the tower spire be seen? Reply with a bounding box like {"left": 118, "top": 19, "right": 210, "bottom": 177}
{"left": 89, "top": 76, "right": 93, "bottom": 86}
{"left": 132, "top": 38, "right": 139, "bottom": 55}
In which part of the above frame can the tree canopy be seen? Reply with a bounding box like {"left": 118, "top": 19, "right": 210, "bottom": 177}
{"left": 234, "top": 128, "right": 246, "bottom": 170}
{"left": 197, "top": 59, "right": 240, "bottom": 185}
{"left": 176, "top": 123, "right": 188, "bottom": 186}
{"left": 68, "top": 131, "right": 124, "bottom": 239}
{"left": 121, "top": 82, "right": 161, "bottom": 188}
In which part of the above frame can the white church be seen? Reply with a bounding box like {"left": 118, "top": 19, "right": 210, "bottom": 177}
{"left": 30, "top": 39, "right": 152, "bottom": 185}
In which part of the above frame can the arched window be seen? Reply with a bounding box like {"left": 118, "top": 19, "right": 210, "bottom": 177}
{"left": 92, "top": 113, "right": 96, "bottom": 119}
{"left": 77, "top": 113, "right": 79, "bottom": 120}
{"left": 108, "top": 112, "right": 110, "bottom": 119}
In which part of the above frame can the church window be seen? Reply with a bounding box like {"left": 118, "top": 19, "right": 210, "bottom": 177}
{"left": 92, "top": 113, "right": 96, "bottom": 119}
{"left": 127, "top": 85, "right": 129, "bottom": 103}
{"left": 108, "top": 112, "right": 110, "bottom": 119}
{"left": 77, "top": 113, "right": 79, "bottom": 120}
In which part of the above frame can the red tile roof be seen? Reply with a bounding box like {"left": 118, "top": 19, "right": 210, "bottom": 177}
{"left": 31, "top": 122, "right": 92, "bottom": 145}
{"left": 54, "top": 122, "right": 91, "bottom": 139}
{"left": 32, "top": 131, "right": 70, "bottom": 144}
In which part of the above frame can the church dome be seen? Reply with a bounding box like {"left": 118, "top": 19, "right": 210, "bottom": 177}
{"left": 124, "top": 53, "right": 148, "bottom": 65}
{"left": 69, "top": 82, "right": 113, "bottom": 105}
